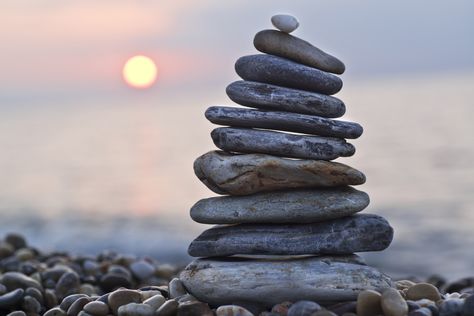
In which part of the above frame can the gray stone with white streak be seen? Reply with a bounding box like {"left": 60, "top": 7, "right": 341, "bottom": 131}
{"left": 180, "top": 255, "right": 393, "bottom": 308}
{"left": 226, "top": 81, "right": 345, "bottom": 118}
{"left": 235, "top": 54, "right": 343, "bottom": 95}
{"left": 191, "top": 187, "right": 369, "bottom": 224}
{"left": 188, "top": 214, "right": 393, "bottom": 257}
{"left": 211, "top": 127, "right": 355, "bottom": 160}
{"left": 205, "top": 106, "right": 362, "bottom": 139}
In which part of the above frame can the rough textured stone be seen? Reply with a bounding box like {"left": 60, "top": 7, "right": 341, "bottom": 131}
{"left": 180, "top": 255, "right": 393, "bottom": 308}
{"left": 357, "top": 290, "right": 383, "bottom": 316}
{"left": 194, "top": 151, "right": 365, "bottom": 195}
{"left": 211, "top": 127, "right": 355, "bottom": 160}
{"left": 381, "top": 288, "right": 409, "bottom": 316}
{"left": 271, "top": 14, "right": 299, "bottom": 34}
{"left": 235, "top": 54, "right": 343, "bottom": 95}
{"left": 226, "top": 81, "right": 345, "bottom": 118}
{"left": 406, "top": 283, "right": 441, "bottom": 302}
{"left": 191, "top": 187, "right": 369, "bottom": 224}
{"left": 188, "top": 214, "right": 393, "bottom": 257}
{"left": 255, "top": 30, "right": 345, "bottom": 74}
{"left": 205, "top": 106, "right": 362, "bottom": 139}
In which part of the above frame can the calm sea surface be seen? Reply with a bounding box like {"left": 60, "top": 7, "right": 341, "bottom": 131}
{"left": 0, "top": 73, "right": 473, "bottom": 279}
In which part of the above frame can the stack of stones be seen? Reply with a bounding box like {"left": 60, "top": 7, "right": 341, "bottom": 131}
{"left": 181, "top": 14, "right": 395, "bottom": 309}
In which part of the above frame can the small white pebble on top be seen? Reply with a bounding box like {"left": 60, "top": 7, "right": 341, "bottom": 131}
{"left": 271, "top": 14, "right": 299, "bottom": 33}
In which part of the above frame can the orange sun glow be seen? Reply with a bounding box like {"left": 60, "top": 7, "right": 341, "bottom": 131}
{"left": 122, "top": 55, "right": 157, "bottom": 89}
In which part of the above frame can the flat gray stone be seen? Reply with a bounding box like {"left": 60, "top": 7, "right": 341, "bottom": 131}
{"left": 254, "top": 30, "right": 345, "bottom": 74}
{"left": 205, "top": 106, "right": 362, "bottom": 139}
{"left": 194, "top": 151, "right": 366, "bottom": 195}
{"left": 188, "top": 214, "right": 393, "bottom": 257}
{"left": 226, "top": 81, "right": 345, "bottom": 118}
{"left": 235, "top": 54, "right": 343, "bottom": 95}
{"left": 211, "top": 127, "right": 355, "bottom": 160}
{"left": 180, "top": 255, "right": 393, "bottom": 308}
{"left": 191, "top": 187, "right": 369, "bottom": 224}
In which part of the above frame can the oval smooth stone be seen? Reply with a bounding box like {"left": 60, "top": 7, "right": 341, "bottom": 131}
{"left": 194, "top": 151, "right": 366, "bottom": 195}
{"left": 255, "top": 30, "right": 345, "bottom": 74}
{"left": 271, "top": 14, "right": 299, "bottom": 33}
{"left": 188, "top": 214, "right": 394, "bottom": 257}
{"left": 235, "top": 54, "right": 343, "bottom": 95}
{"left": 211, "top": 127, "right": 355, "bottom": 160}
{"left": 226, "top": 81, "right": 345, "bottom": 118}
{"left": 206, "top": 106, "right": 362, "bottom": 139}
{"left": 180, "top": 255, "right": 393, "bottom": 308}
{"left": 191, "top": 187, "right": 369, "bottom": 224}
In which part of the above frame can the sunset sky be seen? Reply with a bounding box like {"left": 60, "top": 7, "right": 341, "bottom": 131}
{"left": 1, "top": 0, "right": 473, "bottom": 103}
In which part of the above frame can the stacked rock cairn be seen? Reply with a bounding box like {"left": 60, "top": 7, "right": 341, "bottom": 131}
{"left": 181, "top": 15, "right": 395, "bottom": 309}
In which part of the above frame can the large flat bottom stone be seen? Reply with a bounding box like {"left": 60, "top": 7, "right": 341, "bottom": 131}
{"left": 180, "top": 255, "right": 393, "bottom": 308}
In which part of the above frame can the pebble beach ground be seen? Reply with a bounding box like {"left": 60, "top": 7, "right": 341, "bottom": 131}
{"left": 0, "top": 233, "right": 473, "bottom": 316}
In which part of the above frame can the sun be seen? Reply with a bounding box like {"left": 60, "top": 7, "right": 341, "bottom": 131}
{"left": 122, "top": 55, "right": 157, "bottom": 89}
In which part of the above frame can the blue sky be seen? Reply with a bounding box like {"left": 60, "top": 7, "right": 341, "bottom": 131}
{"left": 0, "top": 0, "right": 473, "bottom": 102}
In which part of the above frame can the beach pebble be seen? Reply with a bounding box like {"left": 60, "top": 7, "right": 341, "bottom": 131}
{"left": 381, "top": 288, "right": 409, "bottom": 316}
{"left": 226, "top": 81, "right": 345, "bottom": 118}
{"left": 79, "top": 283, "right": 96, "bottom": 296}
{"left": 77, "top": 312, "right": 93, "bottom": 316}
{"left": 328, "top": 301, "right": 357, "bottom": 314}
{"left": 463, "top": 294, "right": 474, "bottom": 316}
{"left": 118, "top": 303, "right": 154, "bottom": 316}
{"left": 67, "top": 296, "right": 91, "bottom": 316}
{"left": 216, "top": 305, "right": 254, "bottom": 316}
{"left": 55, "top": 271, "right": 81, "bottom": 300}
{"left": 176, "top": 301, "right": 213, "bottom": 316}
{"left": 143, "top": 294, "right": 166, "bottom": 310}
{"left": 181, "top": 255, "right": 392, "bottom": 307}
{"left": 21, "top": 295, "right": 42, "bottom": 314}
{"left": 130, "top": 260, "right": 155, "bottom": 281}
{"left": 108, "top": 289, "right": 142, "bottom": 314}
{"left": 254, "top": 29, "right": 345, "bottom": 74}
{"left": 15, "top": 248, "right": 35, "bottom": 261}
{"left": 6, "top": 312, "right": 27, "bottom": 316}
{"left": 313, "top": 311, "right": 338, "bottom": 316}
{"left": 235, "top": 54, "right": 343, "bottom": 95}
{"left": 0, "top": 272, "right": 42, "bottom": 291}
{"left": 194, "top": 151, "right": 365, "bottom": 196}
{"left": 406, "top": 283, "right": 441, "bottom": 302}
{"left": 211, "top": 127, "right": 355, "bottom": 161}
{"left": 438, "top": 299, "right": 464, "bottom": 316}
{"left": 177, "top": 294, "right": 197, "bottom": 303}
{"left": 100, "top": 272, "right": 132, "bottom": 292}
{"left": 83, "top": 301, "right": 110, "bottom": 316}
{"left": 409, "top": 307, "right": 433, "bottom": 316}
{"left": 169, "top": 278, "right": 186, "bottom": 298}
{"left": 25, "top": 287, "right": 43, "bottom": 305}
{"left": 44, "top": 289, "right": 58, "bottom": 309}
{"left": 205, "top": 106, "right": 362, "bottom": 139}
{"left": 445, "top": 277, "right": 474, "bottom": 293}
{"left": 396, "top": 280, "right": 417, "bottom": 291}
{"left": 191, "top": 187, "right": 369, "bottom": 225}
{"left": 188, "top": 214, "right": 393, "bottom": 257}
{"left": 140, "top": 290, "right": 162, "bottom": 301}
{"left": 271, "top": 301, "right": 292, "bottom": 314}
{"left": 156, "top": 299, "right": 178, "bottom": 316}
{"left": 0, "top": 284, "right": 7, "bottom": 295}
{"left": 0, "top": 242, "right": 15, "bottom": 259}
{"left": 0, "top": 289, "right": 24, "bottom": 308}
{"left": 287, "top": 300, "right": 321, "bottom": 316}
{"left": 271, "top": 14, "right": 299, "bottom": 33}
{"left": 357, "top": 290, "right": 383, "bottom": 316}
{"left": 44, "top": 308, "right": 66, "bottom": 316}
{"left": 59, "top": 294, "right": 88, "bottom": 311}
{"left": 5, "top": 233, "right": 27, "bottom": 249}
